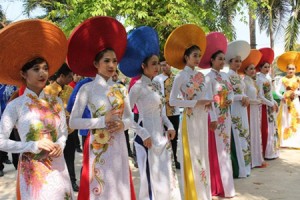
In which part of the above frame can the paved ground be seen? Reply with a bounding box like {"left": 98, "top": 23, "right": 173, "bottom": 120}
{"left": 0, "top": 144, "right": 299, "bottom": 199}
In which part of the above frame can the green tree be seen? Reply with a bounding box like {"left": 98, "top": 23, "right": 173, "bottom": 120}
{"left": 256, "top": 0, "right": 290, "bottom": 49}
{"left": 285, "top": 0, "right": 300, "bottom": 51}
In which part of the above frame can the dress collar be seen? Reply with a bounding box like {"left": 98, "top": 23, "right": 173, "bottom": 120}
{"left": 24, "top": 87, "right": 45, "bottom": 99}
{"left": 141, "top": 74, "right": 153, "bottom": 84}
{"left": 183, "top": 66, "right": 195, "bottom": 74}
{"left": 95, "top": 74, "right": 113, "bottom": 86}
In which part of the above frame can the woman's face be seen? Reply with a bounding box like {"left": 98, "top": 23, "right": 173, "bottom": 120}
{"left": 142, "top": 55, "right": 160, "bottom": 79}
{"left": 94, "top": 50, "right": 117, "bottom": 80}
{"left": 211, "top": 52, "right": 225, "bottom": 71}
{"left": 229, "top": 56, "right": 242, "bottom": 71}
{"left": 260, "top": 63, "right": 270, "bottom": 74}
{"left": 286, "top": 64, "right": 296, "bottom": 76}
{"left": 21, "top": 61, "right": 49, "bottom": 92}
{"left": 185, "top": 49, "right": 201, "bottom": 67}
{"left": 244, "top": 64, "right": 256, "bottom": 78}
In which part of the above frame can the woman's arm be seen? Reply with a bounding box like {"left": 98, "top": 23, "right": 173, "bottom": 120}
{"left": 0, "top": 101, "right": 40, "bottom": 154}
{"left": 69, "top": 84, "right": 106, "bottom": 129}
{"left": 129, "top": 84, "right": 151, "bottom": 141}
{"left": 169, "top": 73, "right": 197, "bottom": 108}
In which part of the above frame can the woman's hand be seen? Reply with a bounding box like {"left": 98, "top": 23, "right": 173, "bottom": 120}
{"left": 106, "top": 120, "right": 124, "bottom": 134}
{"left": 143, "top": 137, "right": 152, "bottom": 149}
{"left": 49, "top": 144, "right": 63, "bottom": 158}
{"left": 224, "top": 100, "right": 232, "bottom": 107}
{"left": 272, "top": 104, "right": 278, "bottom": 112}
{"left": 196, "top": 99, "right": 214, "bottom": 107}
{"left": 209, "top": 121, "right": 218, "bottom": 131}
{"left": 167, "top": 130, "right": 176, "bottom": 140}
{"left": 241, "top": 97, "right": 250, "bottom": 107}
{"left": 105, "top": 109, "right": 122, "bottom": 123}
{"left": 37, "top": 138, "right": 56, "bottom": 152}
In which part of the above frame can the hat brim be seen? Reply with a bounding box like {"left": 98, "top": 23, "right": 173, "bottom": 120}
{"left": 67, "top": 16, "right": 127, "bottom": 77}
{"left": 239, "top": 49, "right": 262, "bottom": 74}
{"left": 164, "top": 24, "right": 206, "bottom": 69}
{"left": 199, "top": 32, "right": 227, "bottom": 69}
{"left": 119, "top": 26, "right": 160, "bottom": 77}
{"left": 257, "top": 48, "right": 275, "bottom": 69}
{"left": 225, "top": 40, "right": 250, "bottom": 63}
{"left": 0, "top": 19, "right": 67, "bottom": 86}
{"left": 277, "top": 51, "right": 300, "bottom": 72}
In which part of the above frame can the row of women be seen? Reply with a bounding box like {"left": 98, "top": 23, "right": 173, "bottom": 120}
{"left": 0, "top": 15, "right": 299, "bottom": 200}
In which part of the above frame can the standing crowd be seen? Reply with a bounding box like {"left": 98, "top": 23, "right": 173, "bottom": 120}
{"left": 0, "top": 16, "right": 299, "bottom": 200}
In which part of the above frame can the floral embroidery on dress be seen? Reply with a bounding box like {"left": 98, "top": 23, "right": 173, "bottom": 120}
{"left": 185, "top": 72, "right": 205, "bottom": 117}
{"left": 89, "top": 84, "right": 126, "bottom": 196}
{"left": 149, "top": 81, "right": 165, "bottom": 112}
{"left": 213, "top": 72, "right": 232, "bottom": 153}
{"left": 21, "top": 93, "right": 62, "bottom": 198}
{"left": 197, "top": 159, "right": 208, "bottom": 187}
{"left": 262, "top": 82, "right": 272, "bottom": 101}
{"left": 229, "top": 75, "right": 242, "bottom": 94}
{"left": 232, "top": 116, "right": 251, "bottom": 165}
{"left": 281, "top": 77, "right": 300, "bottom": 139}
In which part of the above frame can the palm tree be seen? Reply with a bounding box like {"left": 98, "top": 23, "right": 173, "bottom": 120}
{"left": 285, "top": 0, "right": 300, "bottom": 51}
{"left": 0, "top": 5, "right": 7, "bottom": 29}
{"left": 249, "top": 6, "right": 257, "bottom": 49}
{"left": 256, "top": 0, "right": 290, "bottom": 49}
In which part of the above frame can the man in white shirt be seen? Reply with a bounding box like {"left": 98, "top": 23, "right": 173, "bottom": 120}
{"left": 153, "top": 59, "right": 181, "bottom": 169}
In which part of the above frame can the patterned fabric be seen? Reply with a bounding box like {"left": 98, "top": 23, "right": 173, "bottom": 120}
{"left": 170, "top": 66, "right": 212, "bottom": 200}
{"left": 206, "top": 69, "right": 235, "bottom": 198}
{"left": 227, "top": 69, "right": 251, "bottom": 177}
{"left": 276, "top": 76, "right": 300, "bottom": 148}
{"left": 69, "top": 74, "right": 134, "bottom": 200}
{"left": 0, "top": 88, "right": 73, "bottom": 199}
{"left": 256, "top": 73, "right": 279, "bottom": 159}
{"left": 130, "top": 75, "right": 181, "bottom": 200}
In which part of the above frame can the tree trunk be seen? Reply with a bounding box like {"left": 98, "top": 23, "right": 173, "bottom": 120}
{"left": 249, "top": 7, "right": 256, "bottom": 49}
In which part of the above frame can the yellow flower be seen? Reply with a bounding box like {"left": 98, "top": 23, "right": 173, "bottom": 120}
{"left": 94, "top": 129, "right": 110, "bottom": 144}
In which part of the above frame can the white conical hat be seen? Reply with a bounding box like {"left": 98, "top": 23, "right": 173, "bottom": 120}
{"left": 225, "top": 40, "right": 251, "bottom": 63}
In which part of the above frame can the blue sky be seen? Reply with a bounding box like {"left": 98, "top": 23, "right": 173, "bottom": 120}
{"left": 0, "top": 0, "right": 295, "bottom": 57}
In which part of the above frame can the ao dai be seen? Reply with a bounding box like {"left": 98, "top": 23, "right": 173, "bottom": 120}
{"left": 170, "top": 66, "right": 211, "bottom": 200}
{"left": 129, "top": 75, "right": 181, "bottom": 200}
{"left": 69, "top": 74, "right": 134, "bottom": 200}
{"left": 244, "top": 75, "right": 264, "bottom": 167}
{"left": 276, "top": 76, "right": 300, "bottom": 148}
{"left": 227, "top": 69, "right": 251, "bottom": 177}
{"left": 256, "top": 73, "right": 279, "bottom": 159}
{"left": 206, "top": 69, "right": 235, "bottom": 198}
{"left": 0, "top": 88, "right": 73, "bottom": 200}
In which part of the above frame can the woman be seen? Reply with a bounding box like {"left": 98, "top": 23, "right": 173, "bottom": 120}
{"left": 165, "top": 25, "right": 213, "bottom": 200}
{"left": 0, "top": 20, "right": 73, "bottom": 199}
{"left": 68, "top": 17, "right": 135, "bottom": 200}
{"left": 241, "top": 49, "right": 266, "bottom": 168}
{"left": 119, "top": 26, "right": 181, "bottom": 200}
{"left": 205, "top": 44, "right": 236, "bottom": 197}
{"left": 226, "top": 41, "right": 251, "bottom": 178}
{"left": 256, "top": 48, "right": 279, "bottom": 159}
{"left": 276, "top": 51, "right": 300, "bottom": 149}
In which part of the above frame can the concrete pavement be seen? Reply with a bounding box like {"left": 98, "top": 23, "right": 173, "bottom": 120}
{"left": 0, "top": 148, "right": 299, "bottom": 200}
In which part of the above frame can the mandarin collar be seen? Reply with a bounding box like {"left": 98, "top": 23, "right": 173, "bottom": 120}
{"left": 24, "top": 87, "right": 45, "bottom": 99}
{"left": 183, "top": 66, "right": 195, "bottom": 74}
{"left": 95, "top": 74, "right": 113, "bottom": 86}
{"left": 211, "top": 68, "right": 221, "bottom": 75}
{"left": 229, "top": 69, "right": 237, "bottom": 75}
{"left": 141, "top": 74, "right": 153, "bottom": 84}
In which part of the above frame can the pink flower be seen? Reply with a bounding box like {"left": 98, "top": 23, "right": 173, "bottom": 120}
{"left": 218, "top": 116, "right": 225, "bottom": 123}
{"left": 213, "top": 95, "right": 220, "bottom": 103}
{"left": 193, "top": 82, "right": 200, "bottom": 89}
{"left": 186, "top": 87, "right": 195, "bottom": 99}
{"left": 192, "top": 72, "right": 204, "bottom": 84}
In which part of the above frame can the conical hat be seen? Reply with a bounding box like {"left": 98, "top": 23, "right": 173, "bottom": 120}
{"left": 277, "top": 51, "right": 300, "bottom": 72}
{"left": 199, "top": 32, "right": 227, "bottom": 69}
{"left": 225, "top": 40, "right": 250, "bottom": 63}
{"left": 0, "top": 19, "right": 67, "bottom": 86}
{"left": 239, "top": 49, "right": 262, "bottom": 74}
{"left": 164, "top": 24, "right": 206, "bottom": 69}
